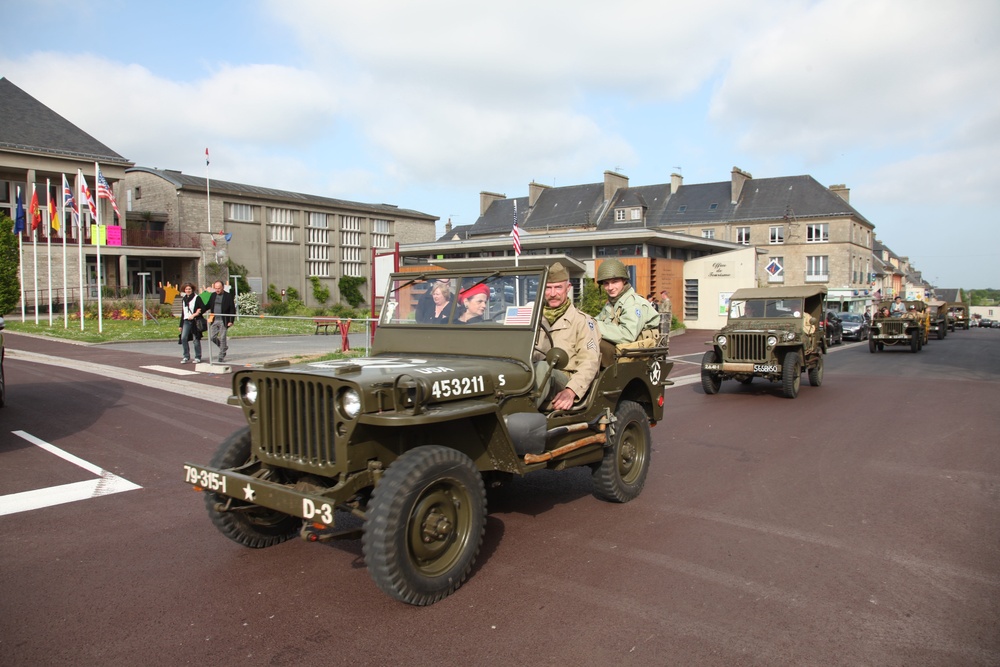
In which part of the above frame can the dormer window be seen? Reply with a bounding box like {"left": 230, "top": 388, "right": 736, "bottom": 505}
{"left": 630, "top": 208, "right": 641, "bottom": 220}
{"left": 678, "top": 205, "right": 687, "bottom": 213}
{"left": 615, "top": 209, "right": 626, "bottom": 221}
{"left": 709, "top": 203, "right": 718, "bottom": 211}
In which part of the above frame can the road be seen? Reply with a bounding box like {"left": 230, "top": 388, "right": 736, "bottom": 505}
{"left": 1, "top": 329, "right": 998, "bottom": 666}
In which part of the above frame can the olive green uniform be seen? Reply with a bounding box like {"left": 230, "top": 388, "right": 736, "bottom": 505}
{"left": 597, "top": 285, "right": 660, "bottom": 344}
{"left": 537, "top": 303, "right": 601, "bottom": 400}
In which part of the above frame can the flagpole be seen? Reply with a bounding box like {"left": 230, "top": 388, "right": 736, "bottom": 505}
{"left": 77, "top": 171, "right": 85, "bottom": 331}
{"left": 94, "top": 162, "right": 103, "bottom": 334}
{"left": 46, "top": 178, "right": 53, "bottom": 326}
{"left": 16, "top": 186, "right": 25, "bottom": 323}
{"left": 32, "top": 183, "right": 39, "bottom": 325}
{"left": 206, "top": 148, "right": 211, "bottom": 234}
{"left": 61, "top": 175, "right": 68, "bottom": 328}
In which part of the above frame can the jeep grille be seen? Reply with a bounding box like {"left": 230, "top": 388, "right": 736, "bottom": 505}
{"left": 722, "top": 333, "right": 768, "bottom": 362}
{"left": 880, "top": 321, "right": 906, "bottom": 336}
{"left": 257, "top": 376, "right": 336, "bottom": 467}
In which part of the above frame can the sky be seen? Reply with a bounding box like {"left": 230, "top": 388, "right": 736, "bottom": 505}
{"left": 3, "top": 0, "right": 999, "bottom": 289}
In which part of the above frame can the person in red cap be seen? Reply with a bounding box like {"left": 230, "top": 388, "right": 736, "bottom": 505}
{"left": 455, "top": 283, "right": 489, "bottom": 323}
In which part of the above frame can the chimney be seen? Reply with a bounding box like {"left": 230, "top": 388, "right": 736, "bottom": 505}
{"left": 670, "top": 172, "right": 683, "bottom": 192}
{"left": 731, "top": 167, "right": 752, "bottom": 204}
{"left": 480, "top": 191, "right": 505, "bottom": 216}
{"left": 604, "top": 170, "right": 628, "bottom": 202}
{"left": 829, "top": 184, "right": 850, "bottom": 203}
{"left": 528, "top": 181, "right": 550, "bottom": 208}
{"left": 445, "top": 217, "right": 453, "bottom": 235}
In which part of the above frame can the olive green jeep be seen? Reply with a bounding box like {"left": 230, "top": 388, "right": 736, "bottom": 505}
{"left": 700, "top": 285, "right": 826, "bottom": 399}
{"left": 927, "top": 300, "right": 949, "bottom": 340}
{"left": 869, "top": 299, "right": 927, "bottom": 353}
{"left": 183, "top": 266, "right": 672, "bottom": 605}
{"left": 947, "top": 302, "right": 969, "bottom": 331}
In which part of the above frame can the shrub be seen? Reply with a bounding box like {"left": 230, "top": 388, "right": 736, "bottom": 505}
{"left": 309, "top": 276, "right": 330, "bottom": 305}
{"left": 338, "top": 276, "right": 366, "bottom": 308}
{"left": 237, "top": 291, "right": 259, "bottom": 316}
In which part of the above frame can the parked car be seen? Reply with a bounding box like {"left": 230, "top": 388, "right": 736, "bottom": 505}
{"left": 821, "top": 311, "right": 844, "bottom": 346}
{"left": 980, "top": 319, "right": 994, "bottom": 328}
{"left": 839, "top": 312, "right": 869, "bottom": 341}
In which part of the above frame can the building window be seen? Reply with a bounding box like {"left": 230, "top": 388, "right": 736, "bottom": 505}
{"left": 307, "top": 262, "right": 329, "bottom": 277}
{"left": 684, "top": 278, "right": 699, "bottom": 320}
{"left": 134, "top": 186, "right": 142, "bottom": 200}
{"left": 372, "top": 218, "right": 392, "bottom": 249}
{"left": 309, "top": 212, "right": 328, "bottom": 228}
{"left": 630, "top": 208, "right": 642, "bottom": 220}
{"left": 615, "top": 209, "right": 626, "bottom": 222}
{"left": 268, "top": 207, "right": 295, "bottom": 243}
{"left": 341, "top": 215, "right": 362, "bottom": 248}
{"left": 228, "top": 203, "right": 253, "bottom": 222}
{"left": 806, "top": 223, "right": 829, "bottom": 243}
{"left": 806, "top": 255, "right": 829, "bottom": 282}
{"left": 597, "top": 244, "right": 641, "bottom": 257}
{"left": 769, "top": 226, "right": 784, "bottom": 244}
{"left": 701, "top": 229, "right": 715, "bottom": 239}
{"left": 709, "top": 203, "right": 718, "bottom": 211}
{"left": 341, "top": 245, "right": 362, "bottom": 277}
{"left": 736, "top": 227, "right": 750, "bottom": 245}
{"left": 678, "top": 205, "right": 687, "bottom": 213}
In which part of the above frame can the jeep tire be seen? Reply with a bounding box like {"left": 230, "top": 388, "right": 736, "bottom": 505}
{"left": 701, "top": 350, "right": 722, "bottom": 395}
{"left": 808, "top": 354, "right": 824, "bottom": 387}
{"left": 782, "top": 351, "right": 801, "bottom": 399}
{"left": 363, "top": 445, "right": 486, "bottom": 606}
{"left": 592, "top": 400, "right": 651, "bottom": 503}
{"left": 911, "top": 335, "right": 919, "bottom": 353}
{"left": 205, "top": 427, "right": 301, "bottom": 548}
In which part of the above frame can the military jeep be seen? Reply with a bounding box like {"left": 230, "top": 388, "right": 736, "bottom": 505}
{"left": 183, "top": 266, "right": 671, "bottom": 605}
{"left": 947, "top": 302, "right": 969, "bottom": 331}
{"left": 927, "top": 300, "right": 949, "bottom": 340}
{"left": 869, "top": 299, "right": 927, "bottom": 353}
{"left": 700, "top": 285, "right": 826, "bottom": 399}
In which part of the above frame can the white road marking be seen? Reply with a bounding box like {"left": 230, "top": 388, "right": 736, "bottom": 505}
{"left": 0, "top": 431, "right": 141, "bottom": 516}
{"left": 141, "top": 364, "right": 200, "bottom": 376}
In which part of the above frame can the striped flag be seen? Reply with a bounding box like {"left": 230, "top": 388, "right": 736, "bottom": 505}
{"left": 48, "top": 184, "right": 60, "bottom": 232}
{"left": 96, "top": 168, "right": 121, "bottom": 218}
{"left": 80, "top": 173, "right": 97, "bottom": 218}
{"left": 511, "top": 199, "right": 521, "bottom": 256}
{"left": 63, "top": 174, "right": 80, "bottom": 228}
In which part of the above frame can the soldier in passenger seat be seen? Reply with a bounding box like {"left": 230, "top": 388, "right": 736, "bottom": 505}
{"left": 595, "top": 259, "right": 660, "bottom": 367}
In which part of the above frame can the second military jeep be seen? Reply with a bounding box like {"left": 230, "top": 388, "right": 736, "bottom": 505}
{"left": 927, "top": 300, "right": 949, "bottom": 340}
{"left": 701, "top": 285, "right": 826, "bottom": 399}
{"left": 947, "top": 302, "right": 969, "bottom": 331}
{"left": 183, "top": 265, "right": 671, "bottom": 605}
{"left": 869, "top": 299, "right": 928, "bottom": 352}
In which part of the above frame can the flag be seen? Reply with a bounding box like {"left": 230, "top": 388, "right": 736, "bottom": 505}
{"left": 49, "top": 185, "right": 60, "bottom": 232}
{"left": 80, "top": 173, "right": 97, "bottom": 218}
{"left": 96, "top": 168, "right": 121, "bottom": 218}
{"left": 30, "top": 188, "right": 42, "bottom": 231}
{"left": 511, "top": 199, "right": 521, "bottom": 256}
{"left": 14, "top": 187, "right": 26, "bottom": 234}
{"left": 62, "top": 174, "right": 80, "bottom": 228}
{"left": 205, "top": 147, "right": 210, "bottom": 166}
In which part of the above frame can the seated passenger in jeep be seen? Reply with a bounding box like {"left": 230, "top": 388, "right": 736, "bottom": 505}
{"left": 595, "top": 259, "right": 660, "bottom": 367}
{"left": 535, "top": 262, "right": 600, "bottom": 411}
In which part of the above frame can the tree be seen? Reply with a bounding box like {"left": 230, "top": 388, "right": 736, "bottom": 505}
{"left": 579, "top": 278, "right": 605, "bottom": 317}
{"left": 0, "top": 215, "right": 20, "bottom": 314}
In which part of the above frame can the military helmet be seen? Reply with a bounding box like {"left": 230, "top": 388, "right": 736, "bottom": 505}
{"left": 596, "top": 258, "right": 629, "bottom": 283}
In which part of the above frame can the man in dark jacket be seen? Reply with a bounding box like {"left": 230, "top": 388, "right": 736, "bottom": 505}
{"left": 204, "top": 280, "right": 236, "bottom": 363}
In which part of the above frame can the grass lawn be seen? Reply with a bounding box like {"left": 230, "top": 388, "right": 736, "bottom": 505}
{"left": 2, "top": 315, "right": 366, "bottom": 344}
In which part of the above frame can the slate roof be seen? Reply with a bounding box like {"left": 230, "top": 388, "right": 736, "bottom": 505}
{"left": 468, "top": 172, "right": 871, "bottom": 236}
{"left": 129, "top": 167, "right": 437, "bottom": 220}
{"left": 935, "top": 288, "right": 961, "bottom": 302}
{"left": 0, "top": 77, "right": 130, "bottom": 165}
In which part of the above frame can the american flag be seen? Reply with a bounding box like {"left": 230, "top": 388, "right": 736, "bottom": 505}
{"left": 96, "top": 168, "right": 121, "bottom": 218}
{"left": 504, "top": 306, "right": 533, "bottom": 325}
{"left": 80, "top": 173, "right": 97, "bottom": 218}
{"left": 511, "top": 199, "right": 521, "bottom": 256}
{"left": 62, "top": 174, "right": 80, "bottom": 229}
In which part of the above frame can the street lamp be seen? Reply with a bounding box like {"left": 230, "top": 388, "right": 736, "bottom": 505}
{"left": 230, "top": 275, "right": 241, "bottom": 320}
{"left": 137, "top": 272, "right": 151, "bottom": 326}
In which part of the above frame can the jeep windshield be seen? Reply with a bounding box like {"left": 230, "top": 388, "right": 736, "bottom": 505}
{"left": 728, "top": 298, "right": 804, "bottom": 320}
{"left": 379, "top": 269, "right": 543, "bottom": 328}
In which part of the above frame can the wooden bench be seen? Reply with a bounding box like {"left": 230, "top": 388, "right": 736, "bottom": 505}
{"left": 314, "top": 318, "right": 338, "bottom": 335}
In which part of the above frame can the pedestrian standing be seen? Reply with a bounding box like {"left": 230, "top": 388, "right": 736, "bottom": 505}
{"left": 204, "top": 280, "right": 236, "bottom": 363}
{"left": 178, "top": 282, "right": 205, "bottom": 364}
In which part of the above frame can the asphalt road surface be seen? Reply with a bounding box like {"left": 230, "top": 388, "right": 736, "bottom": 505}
{"left": 1, "top": 329, "right": 998, "bottom": 666}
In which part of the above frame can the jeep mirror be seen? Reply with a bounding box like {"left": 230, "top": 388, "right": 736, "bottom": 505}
{"left": 546, "top": 347, "right": 569, "bottom": 370}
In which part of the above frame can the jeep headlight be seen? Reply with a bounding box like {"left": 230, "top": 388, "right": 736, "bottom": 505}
{"left": 240, "top": 378, "right": 258, "bottom": 405}
{"left": 716, "top": 335, "right": 727, "bottom": 347}
{"left": 338, "top": 387, "right": 361, "bottom": 419}
{"left": 784, "top": 332, "right": 796, "bottom": 341}
{"left": 767, "top": 335, "right": 778, "bottom": 347}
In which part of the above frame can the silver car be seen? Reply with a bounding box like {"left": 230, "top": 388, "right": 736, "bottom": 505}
{"left": 839, "top": 312, "right": 869, "bottom": 341}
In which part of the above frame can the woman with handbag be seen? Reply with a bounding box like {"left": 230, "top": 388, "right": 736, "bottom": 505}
{"left": 179, "top": 282, "right": 206, "bottom": 363}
